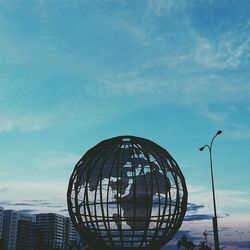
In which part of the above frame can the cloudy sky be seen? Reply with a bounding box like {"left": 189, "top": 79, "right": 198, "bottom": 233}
{"left": 0, "top": 0, "right": 250, "bottom": 249}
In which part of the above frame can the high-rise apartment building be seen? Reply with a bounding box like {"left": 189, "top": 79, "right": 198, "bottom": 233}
{"left": 65, "top": 217, "right": 76, "bottom": 247}
{"left": 0, "top": 207, "right": 4, "bottom": 250}
{"left": 0, "top": 207, "right": 4, "bottom": 239}
{"left": 1, "top": 208, "right": 77, "bottom": 250}
{"left": 16, "top": 220, "right": 36, "bottom": 250}
{"left": 36, "top": 213, "right": 76, "bottom": 250}
{"left": 3, "top": 210, "right": 36, "bottom": 250}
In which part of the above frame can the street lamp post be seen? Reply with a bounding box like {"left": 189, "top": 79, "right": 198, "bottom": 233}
{"left": 199, "top": 130, "right": 222, "bottom": 250}
{"left": 203, "top": 230, "right": 208, "bottom": 245}
{"left": 235, "top": 231, "right": 244, "bottom": 250}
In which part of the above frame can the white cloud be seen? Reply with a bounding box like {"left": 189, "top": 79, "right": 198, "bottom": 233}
{"left": 148, "top": 0, "right": 184, "bottom": 16}
{"left": 100, "top": 73, "right": 167, "bottom": 95}
{"left": 121, "top": 23, "right": 152, "bottom": 47}
{"left": 180, "top": 184, "right": 250, "bottom": 245}
{"left": 187, "top": 185, "right": 250, "bottom": 215}
{"left": 225, "top": 129, "right": 250, "bottom": 140}
{"left": 33, "top": 151, "right": 81, "bottom": 171}
{"left": 0, "top": 113, "right": 55, "bottom": 133}
{"left": 217, "top": 190, "right": 250, "bottom": 208}
{"left": 0, "top": 180, "right": 68, "bottom": 214}
{"left": 0, "top": 1, "right": 249, "bottom": 138}
{"left": 0, "top": 150, "right": 82, "bottom": 214}
{"left": 198, "top": 107, "right": 228, "bottom": 123}
{"left": 194, "top": 34, "right": 250, "bottom": 70}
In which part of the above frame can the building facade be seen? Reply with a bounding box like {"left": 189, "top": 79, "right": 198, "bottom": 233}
{"left": 16, "top": 220, "right": 36, "bottom": 250}
{"left": 1, "top": 209, "right": 77, "bottom": 250}
{"left": 0, "top": 207, "right": 3, "bottom": 239}
{"left": 3, "top": 210, "right": 36, "bottom": 250}
{"left": 36, "top": 213, "right": 76, "bottom": 250}
{"left": 65, "top": 217, "right": 76, "bottom": 247}
{"left": 0, "top": 207, "right": 4, "bottom": 250}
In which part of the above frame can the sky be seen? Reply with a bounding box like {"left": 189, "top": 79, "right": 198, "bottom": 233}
{"left": 0, "top": 0, "right": 250, "bottom": 249}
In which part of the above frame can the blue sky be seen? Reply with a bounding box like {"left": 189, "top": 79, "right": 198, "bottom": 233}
{"left": 0, "top": 0, "right": 250, "bottom": 249}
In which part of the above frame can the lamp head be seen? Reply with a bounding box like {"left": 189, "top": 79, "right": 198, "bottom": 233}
{"left": 199, "top": 146, "right": 206, "bottom": 151}
{"left": 216, "top": 130, "right": 222, "bottom": 135}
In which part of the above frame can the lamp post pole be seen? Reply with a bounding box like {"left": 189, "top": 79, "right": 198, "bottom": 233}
{"left": 203, "top": 230, "right": 208, "bottom": 245}
{"left": 199, "top": 130, "right": 222, "bottom": 250}
{"left": 235, "top": 231, "right": 244, "bottom": 250}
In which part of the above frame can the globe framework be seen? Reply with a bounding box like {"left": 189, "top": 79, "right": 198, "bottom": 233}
{"left": 67, "top": 136, "right": 188, "bottom": 250}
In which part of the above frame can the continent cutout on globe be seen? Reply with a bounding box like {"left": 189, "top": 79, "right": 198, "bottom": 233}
{"left": 110, "top": 158, "right": 171, "bottom": 230}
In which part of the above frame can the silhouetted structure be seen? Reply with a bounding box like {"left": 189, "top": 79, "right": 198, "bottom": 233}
{"left": 67, "top": 135, "right": 188, "bottom": 249}
{"left": 198, "top": 242, "right": 211, "bottom": 250}
{"left": 36, "top": 213, "right": 76, "bottom": 250}
{"left": 3, "top": 210, "right": 35, "bottom": 250}
{"left": 0, "top": 208, "right": 3, "bottom": 240}
{"left": 199, "top": 130, "right": 222, "bottom": 250}
{"left": 0, "top": 238, "right": 4, "bottom": 250}
{"left": 176, "top": 235, "right": 196, "bottom": 250}
{"left": 16, "top": 220, "right": 36, "bottom": 250}
{"left": 0, "top": 207, "right": 77, "bottom": 250}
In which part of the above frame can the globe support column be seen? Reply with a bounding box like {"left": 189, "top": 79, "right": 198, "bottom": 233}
{"left": 199, "top": 130, "right": 222, "bottom": 250}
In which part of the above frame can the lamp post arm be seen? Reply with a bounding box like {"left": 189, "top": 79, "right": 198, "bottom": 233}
{"left": 210, "top": 133, "right": 219, "bottom": 150}
{"left": 199, "top": 144, "right": 210, "bottom": 151}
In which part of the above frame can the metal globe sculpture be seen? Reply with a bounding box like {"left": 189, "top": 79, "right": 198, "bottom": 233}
{"left": 67, "top": 136, "right": 188, "bottom": 250}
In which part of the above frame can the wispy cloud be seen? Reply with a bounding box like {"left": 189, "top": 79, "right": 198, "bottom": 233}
{"left": 199, "top": 108, "right": 229, "bottom": 124}
{"left": 188, "top": 185, "right": 250, "bottom": 215}
{"left": 148, "top": 0, "right": 185, "bottom": 16}
{"left": 184, "top": 214, "right": 213, "bottom": 221}
{"left": 0, "top": 1, "right": 249, "bottom": 135}
{"left": 0, "top": 180, "right": 67, "bottom": 214}
{"left": 194, "top": 36, "right": 250, "bottom": 70}
{"left": 32, "top": 151, "right": 80, "bottom": 171}
{"left": 187, "top": 203, "right": 205, "bottom": 213}
{"left": 0, "top": 187, "right": 9, "bottom": 192}
{"left": 18, "top": 209, "right": 37, "bottom": 214}
{"left": 0, "top": 113, "right": 55, "bottom": 133}
{"left": 225, "top": 128, "right": 250, "bottom": 140}
{"left": 216, "top": 190, "right": 250, "bottom": 208}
